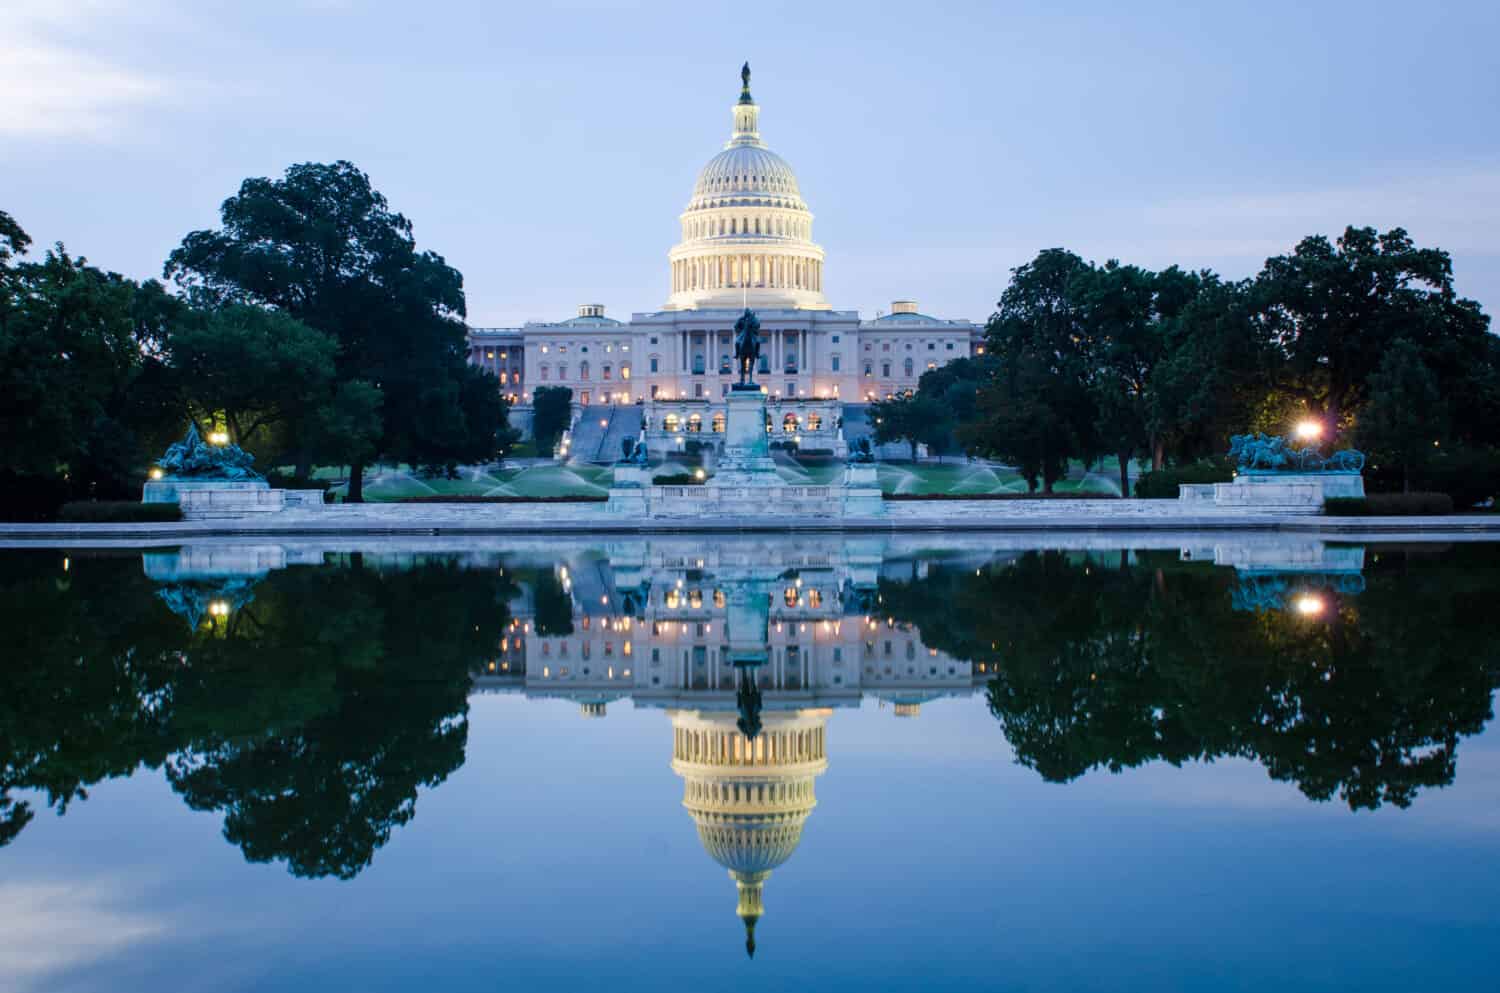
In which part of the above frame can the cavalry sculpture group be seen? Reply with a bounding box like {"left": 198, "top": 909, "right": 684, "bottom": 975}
{"left": 1228, "top": 433, "right": 1364, "bottom": 473}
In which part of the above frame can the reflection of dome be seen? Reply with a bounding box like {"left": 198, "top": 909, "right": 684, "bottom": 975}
{"left": 666, "top": 65, "right": 828, "bottom": 312}
{"left": 670, "top": 708, "right": 831, "bottom": 958}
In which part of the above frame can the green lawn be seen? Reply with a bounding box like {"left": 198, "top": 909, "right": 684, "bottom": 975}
{"left": 308, "top": 456, "right": 1123, "bottom": 500}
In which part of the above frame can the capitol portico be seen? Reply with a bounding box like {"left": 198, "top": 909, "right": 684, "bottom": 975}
{"left": 466, "top": 65, "right": 981, "bottom": 456}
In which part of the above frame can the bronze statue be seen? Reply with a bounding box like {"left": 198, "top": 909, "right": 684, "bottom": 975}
{"left": 733, "top": 308, "right": 761, "bottom": 386}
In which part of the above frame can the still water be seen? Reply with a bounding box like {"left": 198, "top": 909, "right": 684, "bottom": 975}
{"left": 2, "top": 536, "right": 1498, "bottom": 992}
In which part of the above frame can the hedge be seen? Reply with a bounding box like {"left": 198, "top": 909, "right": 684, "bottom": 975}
{"left": 1324, "top": 493, "right": 1454, "bottom": 516}
{"left": 1134, "top": 460, "right": 1233, "bottom": 499}
{"left": 57, "top": 501, "right": 184, "bottom": 523}
{"left": 652, "top": 473, "right": 706, "bottom": 486}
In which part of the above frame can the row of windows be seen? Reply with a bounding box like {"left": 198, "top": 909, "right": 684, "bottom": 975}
{"left": 538, "top": 362, "right": 630, "bottom": 382}
{"left": 864, "top": 341, "right": 959, "bottom": 352}
{"left": 863, "top": 359, "right": 938, "bottom": 377}
{"left": 685, "top": 214, "right": 809, "bottom": 240}
{"left": 658, "top": 412, "right": 826, "bottom": 433}
{"left": 537, "top": 342, "right": 629, "bottom": 355}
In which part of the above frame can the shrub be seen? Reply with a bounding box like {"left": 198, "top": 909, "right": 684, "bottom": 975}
{"left": 57, "top": 501, "right": 184, "bottom": 523}
{"left": 1134, "top": 460, "right": 1233, "bottom": 499}
{"left": 652, "top": 472, "right": 706, "bottom": 486}
{"left": 1324, "top": 493, "right": 1454, "bottom": 516}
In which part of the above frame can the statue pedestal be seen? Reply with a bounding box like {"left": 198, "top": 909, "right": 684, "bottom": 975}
{"left": 710, "top": 388, "right": 783, "bottom": 485}
{"left": 606, "top": 464, "right": 651, "bottom": 515}
{"left": 143, "top": 478, "right": 269, "bottom": 504}
{"left": 841, "top": 463, "right": 883, "bottom": 516}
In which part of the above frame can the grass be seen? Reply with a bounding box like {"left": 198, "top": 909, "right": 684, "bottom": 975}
{"left": 293, "top": 457, "right": 1125, "bottom": 501}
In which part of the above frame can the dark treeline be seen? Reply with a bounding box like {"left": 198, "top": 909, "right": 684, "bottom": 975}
{"left": 0, "top": 161, "right": 518, "bottom": 517}
{"left": 873, "top": 228, "right": 1499, "bottom": 498}
{"left": 0, "top": 553, "right": 513, "bottom": 876}
{"left": 878, "top": 547, "right": 1500, "bottom": 809}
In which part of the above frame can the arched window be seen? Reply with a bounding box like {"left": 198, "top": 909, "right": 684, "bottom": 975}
{"left": 580, "top": 361, "right": 590, "bottom": 381}
{"left": 688, "top": 413, "right": 702, "bottom": 433}
{"left": 602, "top": 364, "right": 612, "bottom": 381}
{"left": 664, "top": 413, "right": 680, "bottom": 432}
{"left": 863, "top": 362, "right": 873, "bottom": 376}
{"left": 620, "top": 363, "right": 630, "bottom": 381}
{"left": 712, "top": 412, "right": 725, "bottom": 433}
{"left": 807, "top": 413, "right": 822, "bottom": 431}
{"left": 903, "top": 358, "right": 914, "bottom": 377}
{"left": 783, "top": 413, "right": 798, "bottom": 433}
{"left": 540, "top": 364, "right": 550, "bottom": 381}
{"left": 559, "top": 363, "right": 568, "bottom": 379}
{"left": 882, "top": 362, "right": 891, "bottom": 377}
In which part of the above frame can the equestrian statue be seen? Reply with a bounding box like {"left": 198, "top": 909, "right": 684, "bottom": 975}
{"left": 733, "top": 308, "right": 761, "bottom": 387}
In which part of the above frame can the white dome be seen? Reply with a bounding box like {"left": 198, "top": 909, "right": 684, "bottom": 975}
{"left": 689, "top": 145, "right": 806, "bottom": 211}
{"left": 665, "top": 65, "right": 828, "bottom": 311}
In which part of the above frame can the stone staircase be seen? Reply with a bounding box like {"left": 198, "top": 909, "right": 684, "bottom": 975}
{"left": 567, "top": 406, "right": 647, "bottom": 463}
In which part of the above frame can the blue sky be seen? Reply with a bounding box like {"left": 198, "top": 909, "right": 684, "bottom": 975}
{"left": 3, "top": 0, "right": 1497, "bottom": 328}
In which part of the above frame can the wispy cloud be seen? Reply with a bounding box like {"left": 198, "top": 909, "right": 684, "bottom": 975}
{"left": 0, "top": 879, "right": 172, "bottom": 990}
{"left": 0, "top": 1, "right": 169, "bottom": 140}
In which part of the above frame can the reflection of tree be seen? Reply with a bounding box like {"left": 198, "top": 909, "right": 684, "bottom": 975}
{"left": 0, "top": 554, "right": 514, "bottom": 878}
{"left": 0, "top": 552, "right": 181, "bottom": 845}
{"left": 165, "top": 560, "right": 514, "bottom": 878}
{"left": 880, "top": 549, "right": 1500, "bottom": 810}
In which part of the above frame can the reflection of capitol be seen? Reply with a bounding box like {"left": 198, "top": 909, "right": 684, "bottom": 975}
{"left": 671, "top": 708, "right": 828, "bottom": 956}
{"left": 470, "top": 539, "right": 984, "bottom": 955}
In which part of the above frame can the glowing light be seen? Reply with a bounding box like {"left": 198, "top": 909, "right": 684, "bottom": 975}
{"left": 208, "top": 431, "right": 230, "bottom": 446}
{"left": 1295, "top": 594, "right": 1326, "bottom": 617}
{"left": 693, "top": 468, "right": 706, "bottom": 480}
{"left": 149, "top": 467, "right": 164, "bottom": 480}
{"left": 1294, "top": 420, "right": 1323, "bottom": 442}
{"left": 208, "top": 599, "right": 231, "bottom": 617}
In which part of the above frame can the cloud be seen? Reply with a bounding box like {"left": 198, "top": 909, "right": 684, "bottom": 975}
{"left": 0, "top": 1, "right": 169, "bottom": 140}
{"left": 0, "top": 880, "right": 172, "bottom": 990}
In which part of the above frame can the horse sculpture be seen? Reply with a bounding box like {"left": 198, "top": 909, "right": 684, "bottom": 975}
{"left": 1228, "top": 432, "right": 1365, "bottom": 473}
{"left": 733, "top": 308, "right": 761, "bottom": 386}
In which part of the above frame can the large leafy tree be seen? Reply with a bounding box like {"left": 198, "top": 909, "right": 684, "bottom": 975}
{"left": 166, "top": 303, "right": 338, "bottom": 449}
{"left": 966, "top": 249, "right": 1101, "bottom": 492}
{"left": 0, "top": 215, "right": 178, "bottom": 512}
{"left": 1358, "top": 339, "right": 1447, "bottom": 492}
{"left": 164, "top": 161, "right": 507, "bottom": 498}
{"left": 1254, "top": 226, "right": 1488, "bottom": 439}
{"left": 531, "top": 385, "right": 573, "bottom": 457}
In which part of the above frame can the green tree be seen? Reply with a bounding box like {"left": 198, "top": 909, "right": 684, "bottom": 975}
{"left": 531, "top": 385, "right": 574, "bottom": 457}
{"left": 966, "top": 249, "right": 1100, "bottom": 492}
{"left": 0, "top": 220, "right": 176, "bottom": 511}
{"left": 870, "top": 392, "right": 947, "bottom": 462}
{"left": 1254, "top": 226, "right": 1484, "bottom": 439}
{"left": 166, "top": 304, "right": 338, "bottom": 450}
{"left": 1359, "top": 339, "right": 1447, "bottom": 492}
{"left": 164, "top": 161, "right": 505, "bottom": 499}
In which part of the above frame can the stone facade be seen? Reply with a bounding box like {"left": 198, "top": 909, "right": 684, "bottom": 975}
{"left": 464, "top": 69, "right": 982, "bottom": 447}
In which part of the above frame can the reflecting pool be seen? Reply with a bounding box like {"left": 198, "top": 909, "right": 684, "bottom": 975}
{"left": 3, "top": 536, "right": 1498, "bottom": 992}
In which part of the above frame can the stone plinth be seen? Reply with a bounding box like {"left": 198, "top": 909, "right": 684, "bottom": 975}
{"left": 1238, "top": 471, "right": 1365, "bottom": 500}
{"left": 710, "top": 388, "right": 783, "bottom": 484}
{"left": 144, "top": 478, "right": 269, "bottom": 505}
{"left": 841, "top": 463, "right": 882, "bottom": 516}
{"left": 606, "top": 464, "right": 651, "bottom": 515}
{"left": 178, "top": 486, "right": 286, "bottom": 519}
{"left": 1178, "top": 472, "right": 1365, "bottom": 514}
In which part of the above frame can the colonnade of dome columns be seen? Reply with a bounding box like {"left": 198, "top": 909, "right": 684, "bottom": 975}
{"left": 673, "top": 724, "right": 826, "bottom": 766}
{"left": 671, "top": 255, "right": 822, "bottom": 294}
{"left": 683, "top": 777, "right": 815, "bottom": 810}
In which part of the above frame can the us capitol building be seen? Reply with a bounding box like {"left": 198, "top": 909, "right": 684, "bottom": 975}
{"left": 466, "top": 65, "right": 981, "bottom": 455}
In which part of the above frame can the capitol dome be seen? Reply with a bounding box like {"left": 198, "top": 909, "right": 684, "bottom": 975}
{"left": 666, "top": 64, "right": 829, "bottom": 311}
{"left": 670, "top": 707, "right": 831, "bottom": 957}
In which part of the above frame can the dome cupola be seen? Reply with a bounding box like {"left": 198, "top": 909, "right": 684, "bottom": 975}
{"left": 666, "top": 64, "right": 829, "bottom": 311}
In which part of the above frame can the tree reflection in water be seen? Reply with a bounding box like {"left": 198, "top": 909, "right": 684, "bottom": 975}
{"left": 2, "top": 542, "right": 1497, "bottom": 882}
{"left": 878, "top": 547, "right": 1500, "bottom": 809}
{"left": 0, "top": 552, "right": 513, "bottom": 875}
